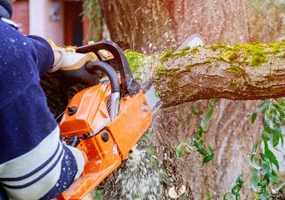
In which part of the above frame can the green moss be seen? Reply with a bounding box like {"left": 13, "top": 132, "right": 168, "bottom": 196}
{"left": 249, "top": 49, "right": 267, "bottom": 66}
{"left": 210, "top": 43, "right": 226, "bottom": 51}
{"left": 124, "top": 51, "right": 146, "bottom": 73}
{"left": 191, "top": 47, "right": 200, "bottom": 56}
{"left": 186, "top": 60, "right": 211, "bottom": 69}
{"left": 154, "top": 62, "right": 165, "bottom": 75}
{"left": 226, "top": 64, "right": 244, "bottom": 75}
{"left": 180, "top": 46, "right": 191, "bottom": 52}
{"left": 159, "top": 47, "right": 192, "bottom": 62}
{"left": 159, "top": 50, "right": 175, "bottom": 62}
{"left": 221, "top": 50, "right": 239, "bottom": 62}
{"left": 270, "top": 42, "right": 282, "bottom": 54}
{"left": 216, "top": 43, "right": 268, "bottom": 67}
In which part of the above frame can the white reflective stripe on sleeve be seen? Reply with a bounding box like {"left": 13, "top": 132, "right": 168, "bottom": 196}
{"left": 0, "top": 126, "right": 63, "bottom": 200}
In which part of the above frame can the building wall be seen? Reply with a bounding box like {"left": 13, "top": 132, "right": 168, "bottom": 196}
{"left": 29, "top": 0, "right": 64, "bottom": 45}
{"left": 11, "top": 0, "right": 29, "bottom": 35}
{"left": 12, "top": 0, "right": 90, "bottom": 46}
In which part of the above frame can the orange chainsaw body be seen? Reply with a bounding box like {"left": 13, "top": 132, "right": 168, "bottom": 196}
{"left": 57, "top": 82, "right": 152, "bottom": 199}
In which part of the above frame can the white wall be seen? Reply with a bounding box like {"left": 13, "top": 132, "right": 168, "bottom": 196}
{"left": 29, "top": 0, "right": 64, "bottom": 45}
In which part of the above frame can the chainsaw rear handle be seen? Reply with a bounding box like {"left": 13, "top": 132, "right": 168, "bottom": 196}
{"left": 85, "top": 61, "right": 120, "bottom": 93}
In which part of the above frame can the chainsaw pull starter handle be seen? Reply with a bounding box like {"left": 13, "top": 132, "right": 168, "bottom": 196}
{"left": 85, "top": 61, "right": 120, "bottom": 93}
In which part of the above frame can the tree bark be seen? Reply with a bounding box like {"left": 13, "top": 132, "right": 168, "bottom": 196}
{"left": 152, "top": 42, "right": 285, "bottom": 107}
{"left": 98, "top": 0, "right": 250, "bottom": 53}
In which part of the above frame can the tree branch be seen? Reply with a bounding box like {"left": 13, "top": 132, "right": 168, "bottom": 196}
{"left": 151, "top": 42, "right": 285, "bottom": 107}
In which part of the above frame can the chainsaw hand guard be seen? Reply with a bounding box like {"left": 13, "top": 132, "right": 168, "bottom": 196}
{"left": 76, "top": 40, "right": 141, "bottom": 96}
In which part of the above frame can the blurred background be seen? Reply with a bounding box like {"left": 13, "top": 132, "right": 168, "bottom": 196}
{"left": 11, "top": 0, "right": 99, "bottom": 46}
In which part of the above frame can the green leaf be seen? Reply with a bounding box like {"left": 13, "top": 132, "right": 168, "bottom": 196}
{"left": 264, "top": 117, "right": 274, "bottom": 134}
{"left": 258, "top": 180, "right": 269, "bottom": 188}
{"left": 260, "top": 153, "right": 270, "bottom": 165}
{"left": 260, "top": 161, "right": 270, "bottom": 175}
{"left": 196, "top": 140, "right": 208, "bottom": 157}
{"left": 281, "top": 134, "right": 284, "bottom": 146}
{"left": 261, "top": 133, "right": 269, "bottom": 142}
{"left": 249, "top": 143, "right": 261, "bottom": 169}
{"left": 251, "top": 100, "right": 270, "bottom": 124}
{"left": 223, "top": 192, "right": 231, "bottom": 200}
{"left": 201, "top": 101, "right": 215, "bottom": 127}
{"left": 176, "top": 143, "right": 184, "bottom": 157}
{"left": 251, "top": 168, "right": 259, "bottom": 192}
{"left": 231, "top": 185, "right": 240, "bottom": 196}
{"left": 176, "top": 142, "right": 193, "bottom": 157}
{"left": 272, "top": 126, "right": 281, "bottom": 147}
{"left": 264, "top": 143, "right": 279, "bottom": 170}
{"left": 203, "top": 146, "right": 214, "bottom": 163}
{"left": 196, "top": 126, "right": 206, "bottom": 139}
{"left": 231, "top": 175, "right": 244, "bottom": 197}
{"left": 191, "top": 107, "right": 199, "bottom": 115}
{"left": 276, "top": 105, "right": 285, "bottom": 118}
{"left": 269, "top": 173, "right": 279, "bottom": 184}
{"left": 261, "top": 189, "right": 270, "bottom": 200}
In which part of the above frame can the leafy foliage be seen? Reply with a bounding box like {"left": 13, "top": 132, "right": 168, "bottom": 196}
{"left": 176, "top": 99, "right": 219, "bottom": 164}
{"left": 226, "top": 99, "right": 285, "bottom": 199}
{"left": 179, "top": 98, "right": 285, "bottom": 199}
{"left": 83, "top": 0, "right": 102, "bottom": 42}
{"left": 224, "top": 175, "right": 245, "bottom": 200}
{"left": 249, "top": 99, "right": 285, "bottom": 199}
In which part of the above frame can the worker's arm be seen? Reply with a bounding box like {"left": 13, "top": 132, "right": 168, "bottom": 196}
{"left": 0, "top": 21, "right": 86, "bottom": 199}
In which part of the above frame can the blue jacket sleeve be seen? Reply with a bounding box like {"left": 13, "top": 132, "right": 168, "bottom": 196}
{"left": 0, "top": 20, "right": 85, "bottom": 199}
{"left": 27, "top": 35, "right": 55, "bottom": 76}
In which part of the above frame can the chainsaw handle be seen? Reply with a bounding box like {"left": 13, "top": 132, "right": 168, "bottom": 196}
{"left": 76, "top": 40, "right": 141, "bottom": 96}
{"left": 85, "top": 61, "right": 120, "bottom": 93}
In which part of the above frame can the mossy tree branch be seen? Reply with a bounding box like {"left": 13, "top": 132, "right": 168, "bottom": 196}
{"left": 138, "top": 41, "right": 285, "bottom": 107}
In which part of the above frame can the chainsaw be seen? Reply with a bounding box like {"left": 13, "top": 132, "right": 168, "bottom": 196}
{"left": 56, "top": 34, "right": 203, "bottom": 199}
{"left": 56, "top": 41, "right": 153, "bottom": 200}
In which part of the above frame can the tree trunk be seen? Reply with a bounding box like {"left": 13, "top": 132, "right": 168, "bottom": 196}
{"left": 98, "top": 0, "right": 250, "bottom": 53}
{"left": 98, "top": 0, "right": 266, "bottom": 199}
{"left": 153, "top": 100, "right": 262, "bottom": 199}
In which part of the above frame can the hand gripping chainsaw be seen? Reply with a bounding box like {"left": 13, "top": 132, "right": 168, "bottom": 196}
{"left": 56, "top": 41, "right": 153, "bottom": 200}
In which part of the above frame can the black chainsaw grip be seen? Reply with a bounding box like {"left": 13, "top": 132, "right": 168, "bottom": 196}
{"left": 85, "top": 61, "right": 120, "bottom": 93}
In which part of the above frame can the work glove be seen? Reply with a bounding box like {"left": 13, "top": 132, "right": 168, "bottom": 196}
{"left": 49, "top": 49, "right": 101, "bottom": 86}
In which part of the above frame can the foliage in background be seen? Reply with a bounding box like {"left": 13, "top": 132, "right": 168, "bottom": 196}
{"left": 250, "top": 99, "right": 284, "bottom": 199}
{"left": 176, "top": 99, "right": 219, "bottom": 163}
{"left": 222, "top": 99, "right": 285, "bottom": 200}
{"left": 177, "top": 98, "right": 285, "bottom": 199}
{"left": 83, "top": 0, "right": 102, "bottom": 42}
